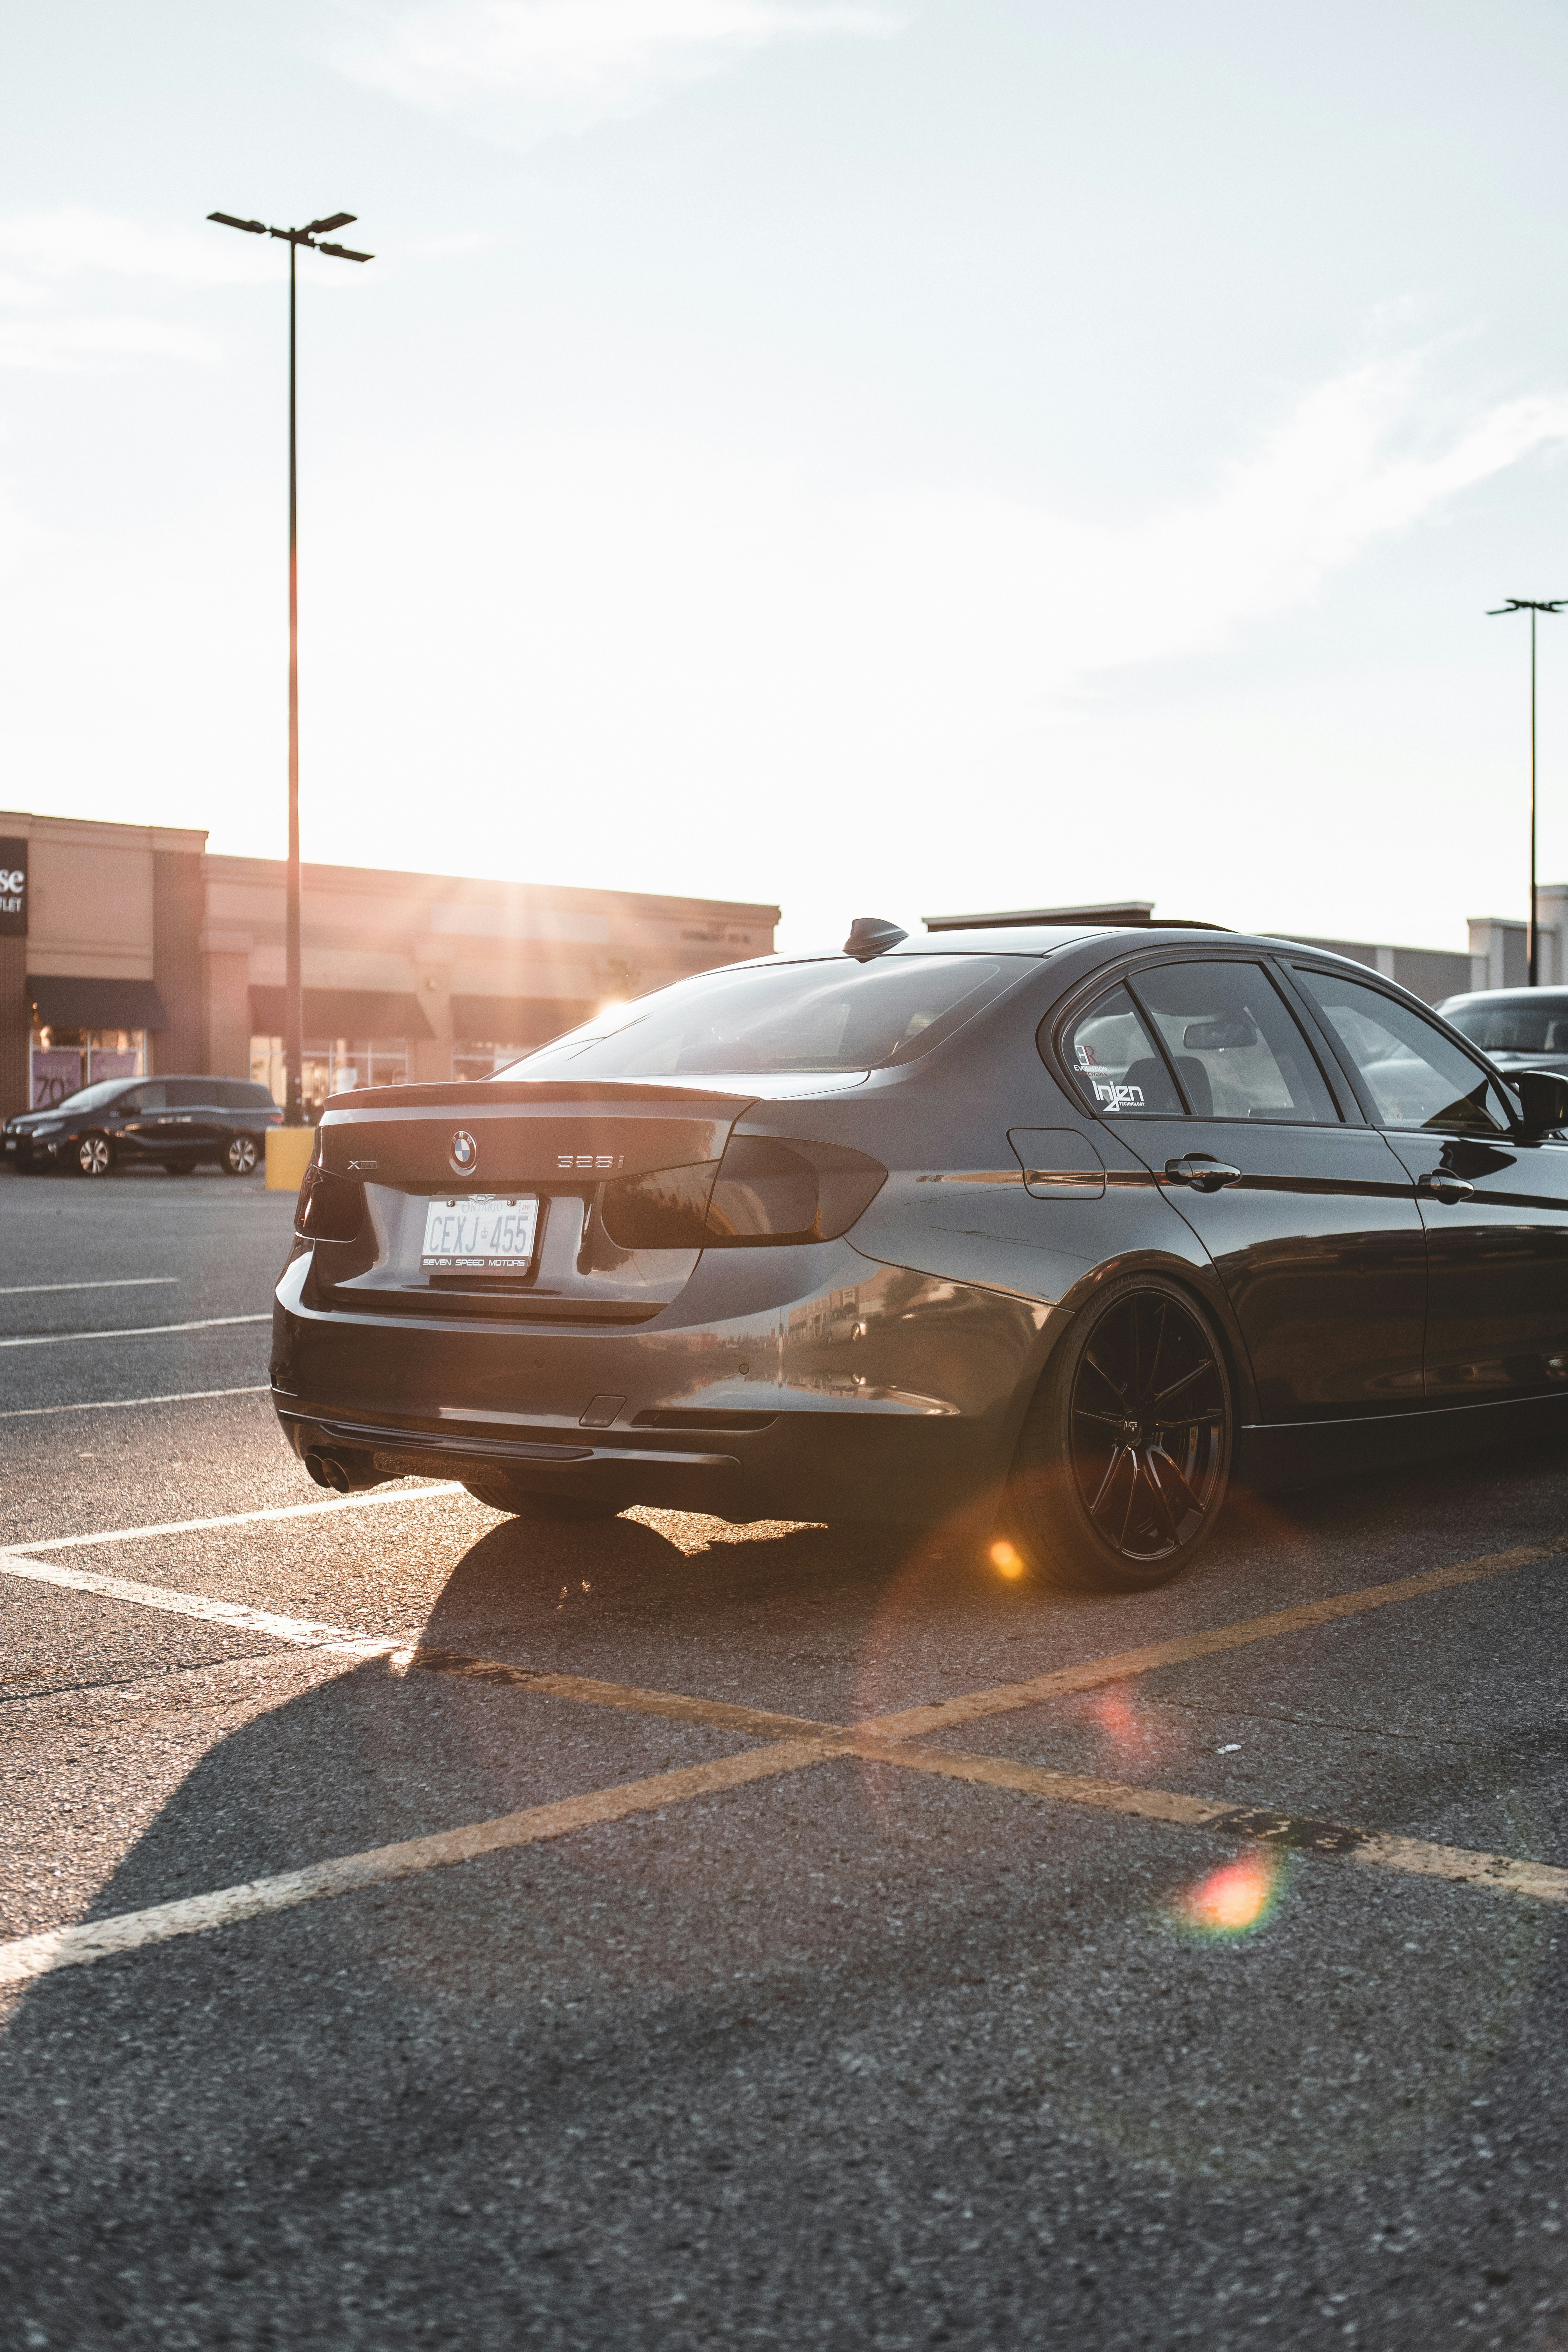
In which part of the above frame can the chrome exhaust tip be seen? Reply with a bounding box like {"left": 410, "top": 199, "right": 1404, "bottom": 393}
{"left": 304, "top": 1450, "right": 353, "bottom": 1493}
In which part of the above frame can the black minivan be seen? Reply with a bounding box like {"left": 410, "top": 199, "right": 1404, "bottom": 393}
{"left": 4, "top": 1076, "right": 284, "bottom": 1177}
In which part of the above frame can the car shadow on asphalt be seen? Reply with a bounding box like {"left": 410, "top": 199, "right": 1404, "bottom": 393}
{"left": 4, "top": 1443, "right": 1568, "bottom": 2347}
{"left": 27, "top": 1421, "right": 1568, "bottom": 1942}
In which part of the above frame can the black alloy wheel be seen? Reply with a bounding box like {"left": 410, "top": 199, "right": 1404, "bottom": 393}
{"left": 76, "top": 1133, "right": 113, "bottom": 1177}
{"left": 1004, "top": 1274, "right": 1233, "bottom": 1592}
{"left": 225, "top": 1134, "right": 259, "bottom": 1176}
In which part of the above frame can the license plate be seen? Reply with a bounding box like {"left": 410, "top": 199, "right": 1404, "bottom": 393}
{"left": 421, "top": 1195, "right": 539, "bottom": 1274}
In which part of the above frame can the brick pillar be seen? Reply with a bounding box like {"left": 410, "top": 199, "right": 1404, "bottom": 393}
{"left": 201, "top": 943, "right": 253, "bottom": 1079}
{"left": 411, "top": 952, "right": 455, "bottom": 1083}
{"left": 0, "top": 935, "right": 27, "bottom": 1118}
{"left": 153, "top": 848, "right": 205, "bottom": 1073}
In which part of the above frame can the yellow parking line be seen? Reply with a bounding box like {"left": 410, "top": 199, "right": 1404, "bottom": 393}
{"left": 841, "top": 1737, "right": 1568, "bottom": 1904}
{"left": 862, "top": 1542, "right": 1556, "bottom": 1741}
{"left": 3, "top": 1533, "right": 1564, "bottom": 1983}
{"left": 6, "top": 1726, "right": 1564, "bottom": 1992}
{"left": 390, "top": 1647, "right": 837, "bottom": 1742}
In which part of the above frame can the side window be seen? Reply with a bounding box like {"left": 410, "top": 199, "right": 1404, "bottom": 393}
{"left": 120, "top": 1083, "right": 165, "bottom": 1114}
{"left": 1293, "top": 969, "right": 1512, "bottom": 1137}
{"left": 1064, "top": 986, "right": 1184, "bottom": 1116}
{"left": 1131, "top": 961, "right": 1340, "bottom": 1124}
{"left": 165, "top": 1078, "right": 219, "bottom": 1109}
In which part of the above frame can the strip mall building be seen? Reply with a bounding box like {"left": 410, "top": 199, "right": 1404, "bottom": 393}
{"left": 0, "top": 810, "right": 778, "bottom": 1119}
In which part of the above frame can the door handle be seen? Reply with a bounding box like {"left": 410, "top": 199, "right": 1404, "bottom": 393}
{"left": 1164, "top": 1157, "right": 1242, "bottom": 1194}
{"left": 1419, "top": 1170, "right": 1475, "bottom": 1204}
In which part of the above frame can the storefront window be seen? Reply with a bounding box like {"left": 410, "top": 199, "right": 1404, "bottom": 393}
{"left": 251, "top": 1036, "right": 410, "bottom": 1121}
{"left": 29, "top": 1026, "right": 146, "bottom": 1108}
{"left": 452, "top": 1037, "right": 530, "bottom": 1082}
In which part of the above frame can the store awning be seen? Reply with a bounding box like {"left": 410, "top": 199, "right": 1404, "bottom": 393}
{"left": 450, "top": 994, "right": 597, "bottom": 1047}
{"left": 248, "top": 987, "right": 434, "bottom": 1041}
{"left": 28, "top": 975, "right": 170, "bottom": 1032}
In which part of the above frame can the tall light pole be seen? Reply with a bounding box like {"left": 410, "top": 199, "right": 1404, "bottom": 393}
{"left": 1488, "top": 595, "right": 1566, "bottom": 988}
{"left": 208, "top": 209, "right": 373, "bottom": 1123}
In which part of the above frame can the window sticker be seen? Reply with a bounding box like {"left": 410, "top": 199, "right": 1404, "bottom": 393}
{"left": 1065, "top": 987, "right": 1180, "bottom": 1116}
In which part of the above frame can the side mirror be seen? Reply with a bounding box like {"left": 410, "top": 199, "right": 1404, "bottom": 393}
{"left": 1508, "top": 1069, "right": 1568, "bottom": 1133}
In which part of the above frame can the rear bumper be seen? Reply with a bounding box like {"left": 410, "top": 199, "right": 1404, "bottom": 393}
{"left": 271, "top": 1240, "right": 1064, "bottom": 1528}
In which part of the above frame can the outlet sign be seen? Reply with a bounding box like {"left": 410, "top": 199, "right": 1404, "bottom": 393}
{"left": 0, "top": 840, "right": 25, "bottom": 936}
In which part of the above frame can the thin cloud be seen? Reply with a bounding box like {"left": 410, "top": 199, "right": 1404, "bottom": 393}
{"left": 1068, "top": 359, "right": 1568, "bottom": 671}
{"left": 0, "top": 208, "right": 281, "bottom": 286}
{"left": 0, "top": 209, "right": 295, "bottom": 373}
{"left": 0, "top": 316, "right": 215, "bottom": 373}
{"left": 327, "top": 0, "right": 902, "bottom": 142}
{"left": 259, "top": 348, "right": 1568, "bottom": 891}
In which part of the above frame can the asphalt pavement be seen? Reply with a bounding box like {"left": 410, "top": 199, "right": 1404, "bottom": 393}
{"left": 2, "top": 1163, "right": 1567, "bottom": 2350}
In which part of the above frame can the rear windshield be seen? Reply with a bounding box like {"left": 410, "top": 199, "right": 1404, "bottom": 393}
{"left": 1442, "top": 994, "right": 1568, "bottom": 1054}
{"left": 503, "top": 955, "right": 1014, "bottom": 1079}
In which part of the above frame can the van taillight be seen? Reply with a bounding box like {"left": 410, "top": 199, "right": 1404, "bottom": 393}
{"left": 599, "top": 1138, "right": 885, "bottom": 1251}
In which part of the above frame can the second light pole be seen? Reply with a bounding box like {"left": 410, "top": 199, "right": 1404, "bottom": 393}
{"left": 1489, "top": 594, "right": 1567, "bottom": 987}
{"left": 208, "top": 207, "right": 373, "bottom": 1124}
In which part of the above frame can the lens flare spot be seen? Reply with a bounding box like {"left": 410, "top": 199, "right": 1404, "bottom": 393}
{"left": 1166, "top": 1848, "right": 1283, "bottom": 1938}
{"left": 989, "top": 1541, "right": 1025, "bottom": 1580}
{"left": 1090, "top": 1685, "right": 1139, "bottom": 1746}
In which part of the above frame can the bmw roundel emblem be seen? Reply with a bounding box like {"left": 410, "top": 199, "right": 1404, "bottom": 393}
{"left": 449, "top": 1129, "right": 478, "bottom": 1176}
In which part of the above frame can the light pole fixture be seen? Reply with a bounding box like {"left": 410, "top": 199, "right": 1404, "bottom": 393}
{"left": 1488, "top": 595, "right": 1567, "bottom": 988}
{"left": 207, "top": 209, "right": 373, "bottom": 1124}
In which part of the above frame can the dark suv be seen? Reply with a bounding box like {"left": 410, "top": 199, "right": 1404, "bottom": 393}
{"left": 4, "top": 1076, "right": 284, "bottom": 1177}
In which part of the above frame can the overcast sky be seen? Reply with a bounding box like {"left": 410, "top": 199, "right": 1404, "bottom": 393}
{"left": 5, "top": 1, "right": 1568, "bottom": 955}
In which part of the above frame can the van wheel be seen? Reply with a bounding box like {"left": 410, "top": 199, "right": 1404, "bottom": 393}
{"left": 464, "top": 1480, "right": 622, "bottom": 1521}
{"left": 224, "top": 1134, "right": 259, "bottom": 1176}
{"left": 1002, "top": 1275, "right": 1233, "bottom": 1592}
{"left": 76, "top": 1133, "right": 113, "bottom": 1177}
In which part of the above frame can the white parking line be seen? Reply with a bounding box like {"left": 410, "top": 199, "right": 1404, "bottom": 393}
{"left": 0, "top": 1278, "right": 180, "bottom": 1297}
{"left": 0, "top": 1554, "right": 836, "bottom": 1739}
{"left": 0, "top": 1743, "right": 831, "bottom": 1989}
{"left": 0, "top": 1315, "right": 270, "bottom": 1350}
{"left": 0, "top": 1385, "right": 270, "bottom": 1421}
{"left": 0, "top": 1553, "right": 391, "bottom": 1654}
{"left": 4, "top": 1537, "right": 1566, "bottom": 1984}
{"left": 2, "top": 1483, "right": 464, "bottom": 1557}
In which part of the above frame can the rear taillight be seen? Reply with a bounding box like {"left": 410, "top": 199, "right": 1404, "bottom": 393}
{"left": 295, "top": 1162, "right": 365, "bottom": 1242}
{"left": 599, "top": 1137, "right": 885, "bottom": 1250}
{"left": 598, "top": 1161, "right": 718, "bottom": 1248}
{"left": 702, "top": 1136, "right": 886, "bottom": 1244}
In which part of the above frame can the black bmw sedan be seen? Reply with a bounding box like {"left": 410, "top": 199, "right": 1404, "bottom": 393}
{"left": 271, "top": 922, "right": 1568, "bottom": 1594}
{"left": 5, "top": 1075, "right": 282, "bottom": 1177}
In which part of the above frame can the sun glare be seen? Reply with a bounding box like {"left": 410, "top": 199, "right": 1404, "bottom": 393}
{"left": 1166, "top": 1849, "right": 1282, "bottom": 1938}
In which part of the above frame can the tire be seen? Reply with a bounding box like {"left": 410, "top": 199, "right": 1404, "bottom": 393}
{"left": 463, "top": 1480, "right": 623, "bottom": 1522}
{"left": 76, "top": 1132, "right": 113, "bottom": 1178}
{"left": 1002, "top": 1274, "right": 1233, "bottom": 1593}
{"left": 224, "top": 1134, "right": 259, "bottom": 1176}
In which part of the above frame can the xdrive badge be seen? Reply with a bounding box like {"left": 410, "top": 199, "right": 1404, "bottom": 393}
{"left": 449, "top": 1129, "right": 478, "bottom": 1176}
